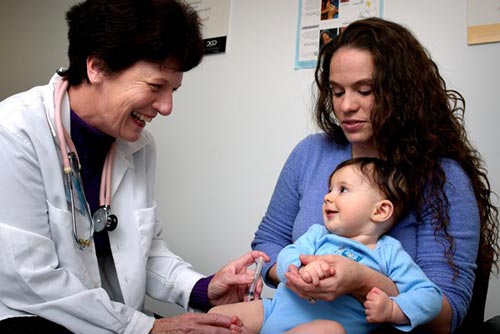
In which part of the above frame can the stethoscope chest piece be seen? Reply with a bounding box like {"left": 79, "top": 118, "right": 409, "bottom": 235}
{"left": 93, "top": 205, "right": 118, "bottom": 232}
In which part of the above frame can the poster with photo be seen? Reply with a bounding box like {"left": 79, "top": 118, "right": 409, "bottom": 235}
{"left": 186, "top": 0, "right": 230, "bottom": 54}
{"left": 295, "top": 0, "right": 384, "bottom": 69}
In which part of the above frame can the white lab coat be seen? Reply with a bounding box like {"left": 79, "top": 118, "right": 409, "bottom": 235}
{"left": 0, "top": 74, "right": 204, "bottom": 333}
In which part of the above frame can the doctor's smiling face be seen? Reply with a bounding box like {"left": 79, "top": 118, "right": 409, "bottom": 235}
{"left": 75, "top": 57, "right": 183, "bottom": 142}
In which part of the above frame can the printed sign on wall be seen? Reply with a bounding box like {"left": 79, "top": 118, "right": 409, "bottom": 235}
{"left": 187, "top": 0, "right": 230, "bottom": 54}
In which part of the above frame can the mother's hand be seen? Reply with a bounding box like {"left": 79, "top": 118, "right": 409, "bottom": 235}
{"left": 284, "top": 254, "right": 368, "bottom": 302}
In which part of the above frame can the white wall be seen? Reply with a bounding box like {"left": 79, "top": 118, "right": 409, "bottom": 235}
{"left": 1, "top": 0, "right": 498, "bottom": 320}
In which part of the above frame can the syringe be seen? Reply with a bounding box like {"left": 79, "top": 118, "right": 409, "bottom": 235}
{"left": 244, "top": 256, "right": 265, "bottom": 302}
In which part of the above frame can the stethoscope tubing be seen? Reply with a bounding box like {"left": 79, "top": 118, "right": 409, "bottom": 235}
{"left": 53, "top": 78, "right": 116, "bottom": 249}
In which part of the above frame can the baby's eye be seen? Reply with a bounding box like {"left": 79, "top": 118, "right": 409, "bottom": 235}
{"left": 340, "top": 186, "right": 348, "bottom": 193}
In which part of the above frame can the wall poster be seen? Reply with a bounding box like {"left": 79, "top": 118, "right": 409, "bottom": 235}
{"left": 295, "top": 0, "right": 383, "bottom": 69}
{"left": 186, "top": 0, "right": 230, "bottom": 54}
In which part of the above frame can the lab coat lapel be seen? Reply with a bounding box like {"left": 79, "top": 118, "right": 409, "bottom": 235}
{"left": 112, "top": 136, "right": 149, "bottom": 196}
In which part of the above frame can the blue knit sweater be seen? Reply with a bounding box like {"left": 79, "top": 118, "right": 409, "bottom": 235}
{"left": 252, "top": 133, "right": 480, "bottom": 332}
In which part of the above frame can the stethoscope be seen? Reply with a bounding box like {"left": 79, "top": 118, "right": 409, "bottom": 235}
{"left": 52, "top": 79, "right": 118, "bottom": 249}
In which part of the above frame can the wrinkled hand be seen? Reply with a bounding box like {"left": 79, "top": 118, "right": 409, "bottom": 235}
{"left": 151, "top": 312, "right": 244, "bottom": 334}
{"left": 364, "top": 287, "right": 393, "bottom": 323}
{"left": 284, "top": 254, "right": 362, "bottom": 302}
{"left": 208, "top": 251, "right": 269, "bottom": 306}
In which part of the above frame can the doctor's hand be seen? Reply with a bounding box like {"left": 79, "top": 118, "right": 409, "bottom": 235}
{"left": 151, "top": 313, "right": 244, "bottom": 334}
{"left": 208, "top": 250, "right": 269, "bottom": 306}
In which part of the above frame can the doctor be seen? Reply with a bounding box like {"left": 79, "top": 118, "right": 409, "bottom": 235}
{"left": 0, "top": 0, "right": 268, "bottom": 333}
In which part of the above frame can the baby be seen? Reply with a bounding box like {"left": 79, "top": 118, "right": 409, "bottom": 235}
{"left": 210, "top": 157, "right": 442, "bottom": 334}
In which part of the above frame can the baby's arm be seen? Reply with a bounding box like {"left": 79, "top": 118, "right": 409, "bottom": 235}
{"left": 298, "top": 259, "right": 335, "bottom": 286}
{"left": 364, "top": 287, "right": 409, "bottom": 325}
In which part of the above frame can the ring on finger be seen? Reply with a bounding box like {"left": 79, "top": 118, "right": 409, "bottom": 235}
{"left": 308, "top": 297, "right": 316, "bottom": 304}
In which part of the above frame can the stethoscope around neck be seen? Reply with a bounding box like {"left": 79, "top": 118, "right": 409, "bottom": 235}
{"left": 52, "top": 79, "right": 118, "bottom": 249}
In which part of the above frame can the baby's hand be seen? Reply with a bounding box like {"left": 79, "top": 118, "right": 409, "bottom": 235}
{"left": 364, "top": 287, "right": 393, "bottom": 323}
{"left": 230, "top": 315, "right": 254, "bottom": 334}
{"left": 298, "top": 259, "right": 334, "bottom": 286}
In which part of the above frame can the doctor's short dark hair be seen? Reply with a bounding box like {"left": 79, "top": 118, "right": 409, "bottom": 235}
{"left": 329, "top": 157, "right": 410, "bottom": 222}
{"left": 60, "top": 0, "right": 204, "bottom": 85}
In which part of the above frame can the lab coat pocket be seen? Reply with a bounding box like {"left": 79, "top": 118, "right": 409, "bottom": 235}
{"left": 134, "top": 204, "right": 158, "bottom": 257}
{"left": 46, "top": 200, "right": 97, "bottom": 288}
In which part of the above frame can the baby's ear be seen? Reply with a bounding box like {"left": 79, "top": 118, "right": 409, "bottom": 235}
{"left": 371, "top": 199, "right": 394, "bottom": 223}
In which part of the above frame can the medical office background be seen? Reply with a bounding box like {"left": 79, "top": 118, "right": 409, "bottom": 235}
{"left": 1, "top": 0, "right": 499, "bottom": 320}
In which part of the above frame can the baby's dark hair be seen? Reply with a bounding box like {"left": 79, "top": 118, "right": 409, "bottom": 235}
{"left": 330, "top": 157, "right": 410, "bottom": 222}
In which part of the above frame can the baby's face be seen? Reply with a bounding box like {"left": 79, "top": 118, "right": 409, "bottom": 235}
{"left": 322, "top": 165, "right": 383, "bottom": 237}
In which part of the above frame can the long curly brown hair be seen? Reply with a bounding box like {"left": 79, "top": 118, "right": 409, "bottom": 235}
{"left": 314, "top": 17, "right": 499, "bottom": 279}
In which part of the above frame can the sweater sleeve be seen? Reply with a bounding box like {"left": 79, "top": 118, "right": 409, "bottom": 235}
{"left": 188, "top": 275, "right": 213, "bottom": 312}
{"left": 251, "top": 138, "right": 307, "bottom": 286}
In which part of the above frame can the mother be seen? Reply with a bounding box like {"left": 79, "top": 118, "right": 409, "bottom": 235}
{"left": 252, "top": 17, "right": 498, "bottom": 333}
